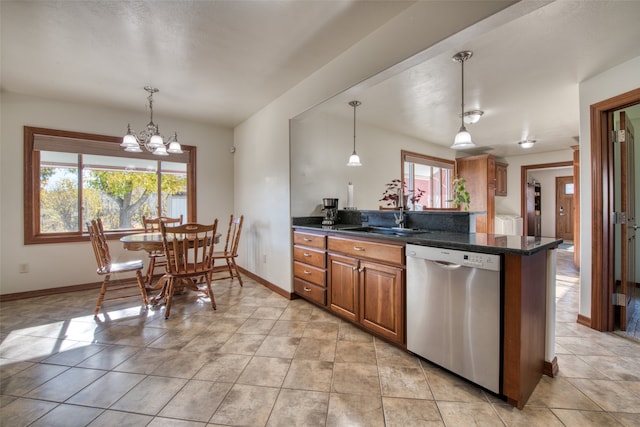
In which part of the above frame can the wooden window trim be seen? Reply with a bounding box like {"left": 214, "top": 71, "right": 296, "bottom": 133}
{"left": 401, "top": 149, "right": 455, "bottom": 210}
{"left": 24, "top": 126, "right": 197, "bottom": 245}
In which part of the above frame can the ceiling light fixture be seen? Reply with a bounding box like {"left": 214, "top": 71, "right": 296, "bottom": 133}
{"left": 451, "top": 51, "right": 476, "bottom": 150}
{"left": 462, "top": 110, "right": 484, "bottom": 124}
{"left": 518, "top": 139, "right": 536, "bottom": 149}
{"left": 347, "top": 100, "right": 362, "bottom": 166}
{"left": 120, "top": 86, "right": 183, "bottom": 156}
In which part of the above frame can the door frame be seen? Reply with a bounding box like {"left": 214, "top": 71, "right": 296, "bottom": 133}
{"left": 590, "top": 87, "right": 640, "bottom": 331}
{"left": 520, "top": 162, "right": 573, "bottom": 237}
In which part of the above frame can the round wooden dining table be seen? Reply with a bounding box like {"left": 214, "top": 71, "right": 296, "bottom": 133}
{"left": 120, "top": 232, "right": 165, "bottom": 252}
{"left": 120, "top": 231, "right": 221, "bottom": 302}
{"left": 121, "top": 231, "right": 221, "bottom": 251}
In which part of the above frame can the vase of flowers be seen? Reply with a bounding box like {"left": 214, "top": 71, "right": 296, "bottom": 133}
{"left": 379, "top": 179, "right": 425, "bottom": 209}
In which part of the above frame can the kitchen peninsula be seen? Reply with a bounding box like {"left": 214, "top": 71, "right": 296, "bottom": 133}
{"left": 292, "top": 210, "right": 561, "bottom": 409}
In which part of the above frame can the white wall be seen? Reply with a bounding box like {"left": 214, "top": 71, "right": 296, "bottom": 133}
{"left": 290, "top": 112, "right": 454, "bottom": 215}
{"left": 0, "top": 92, "right": 234, "bottom": 295}
{"left": 495, "top": 149, "right": 574, "bottom": 217}
{"left": 234, "top": 1, "right": 524, "bottom": 292}
{"left": 578, "top": 55, "right": 640, "bottom": 318}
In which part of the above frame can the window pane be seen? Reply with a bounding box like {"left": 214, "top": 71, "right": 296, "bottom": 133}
{"left": 161, "top": 162, "right": 187, "bottom": 219}
{"left": 414, "top": 163, "right": 430, "bottom": 209}
{"left": 40, "top": 151, "right": 79, "bottom": 232}
{"left": 565, "top": 183, "right": 574, "bottom": 195}
{"left": 83, "top": 155, "right": 158, "bottom": 231}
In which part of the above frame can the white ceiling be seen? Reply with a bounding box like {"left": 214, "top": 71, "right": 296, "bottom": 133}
{"left": 304, "top": 0, "right": 640, "bottom": 157}
{"left": 0, "top": 0, "right": 413, "bottom": 126}
{"left": 2, "top": 1, "right": 640, "bottom": 158}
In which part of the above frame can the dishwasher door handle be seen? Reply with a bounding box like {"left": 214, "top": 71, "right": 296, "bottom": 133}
{"left": 430, "top": 260, "right": 462, "bottom": 270}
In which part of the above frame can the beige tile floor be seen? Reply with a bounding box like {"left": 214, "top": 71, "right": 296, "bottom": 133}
{"left": 1, "top": 249, "right": 639, "bottom": 426}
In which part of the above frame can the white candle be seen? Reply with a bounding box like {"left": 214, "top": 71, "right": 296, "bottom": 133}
{"left": 347, "top": 182, "right": 354, "bottom": 208}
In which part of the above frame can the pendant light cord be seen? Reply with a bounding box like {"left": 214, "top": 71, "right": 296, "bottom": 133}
{"left": 353, "top": 102, "right": 357, "bottom": 152}
{"left": 460, "top": 58, "right": 465, "bottom": 129}
{"left": 349, "top": 100, "right": 361, "bottom": 153}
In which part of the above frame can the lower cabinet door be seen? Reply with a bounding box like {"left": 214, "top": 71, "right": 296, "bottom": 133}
{"left": 359, "top": 260, "right": 405, "bottom": 344}
{"left": 328, "top": 253, "right": 359, "bottom": 322}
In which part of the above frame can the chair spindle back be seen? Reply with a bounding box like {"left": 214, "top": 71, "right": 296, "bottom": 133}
{"left": 161, "top": 221, "right": 218, "bottom": 276}
{"left": 87, "top": 218, "right": 111, "bottom": 272}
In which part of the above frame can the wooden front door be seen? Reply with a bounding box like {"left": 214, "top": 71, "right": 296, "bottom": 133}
{"left": 618, "top": 111, "right": 637, "bottom": 330}
{"left": 555, "top": 176, "right": 574, "bottom": 241}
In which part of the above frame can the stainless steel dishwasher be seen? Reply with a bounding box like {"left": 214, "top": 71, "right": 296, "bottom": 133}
{"left": 406, "top": 244, "right": 502, "bottom": 393}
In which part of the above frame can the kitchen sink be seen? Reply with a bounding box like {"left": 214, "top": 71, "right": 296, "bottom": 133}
{"left": 345, "top": 226, "right": 430, "bottom": 236}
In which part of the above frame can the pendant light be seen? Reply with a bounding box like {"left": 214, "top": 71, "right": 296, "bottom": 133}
{"left": 347, "top": 100, "right": 362, "bottom": 166}
{"left": 451, "top": 51, "right": 476, "bottom": 150}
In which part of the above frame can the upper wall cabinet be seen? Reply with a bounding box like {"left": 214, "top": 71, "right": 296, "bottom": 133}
{"left": 495, "top": 161, "right": 508, "bottom": 197}
{"left": 456, "top": 154, "right": 507, "bottom": 234}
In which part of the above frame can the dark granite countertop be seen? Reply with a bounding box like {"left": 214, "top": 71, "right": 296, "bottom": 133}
{"left": 292, "top": 223, "right": 561, "bottom": 256}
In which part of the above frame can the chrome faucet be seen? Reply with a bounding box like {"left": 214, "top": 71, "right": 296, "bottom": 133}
{"left": 394, "top": 189, "right": 405, "bottom": 228}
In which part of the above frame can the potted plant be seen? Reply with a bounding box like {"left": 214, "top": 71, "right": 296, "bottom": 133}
{"left": 379, "top": 179, "right": 425, "bottom": 209}
{"left": 448, "top": 177, "right": 471, "bottom": 211}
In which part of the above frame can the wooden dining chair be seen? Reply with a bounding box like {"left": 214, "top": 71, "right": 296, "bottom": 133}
{"left": 87, "top": 218, "right": 149, "bottom": 316}
{"left": 160, "top": 219, "right": 218, "bottom": 319}
{"left": 142, "top": 215, "right": 183, "bottom": 285}
{"left": 211, "top": 214, "right": 244, "bottom": 286}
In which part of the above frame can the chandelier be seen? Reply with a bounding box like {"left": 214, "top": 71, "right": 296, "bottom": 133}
{"left": 120, "top": 86, "right": 183, "bottom": 156}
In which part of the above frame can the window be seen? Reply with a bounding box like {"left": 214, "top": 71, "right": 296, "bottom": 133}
{"left": 25, "top": 127, "right": 196, "bottom": 244}
{"left": 401, "top": 150, "right": 455, "bottom": 210}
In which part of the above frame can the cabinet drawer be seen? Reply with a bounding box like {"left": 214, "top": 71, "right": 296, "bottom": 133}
{"left": 293, "top": 246, "right": 325, "bottom": 268}
{"left": 293, "top": 231, "right": 326, "bottom": 249}
{"left": 294, "top": 277, "right": 326, "bottom": 305}
{"left": 328, "top": 236, "right": 404, "bottom": 265}
{"left": 293, "top": 261, "right": 326, "bottom": 287}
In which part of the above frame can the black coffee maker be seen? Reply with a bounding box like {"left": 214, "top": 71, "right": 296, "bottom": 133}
{"left": 322, "top": 198, "right": 339, "bottom": 226}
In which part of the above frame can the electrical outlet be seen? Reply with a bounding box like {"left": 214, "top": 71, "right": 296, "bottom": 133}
{"left": 19, "top": 263, "right": 29, "bottom": 273}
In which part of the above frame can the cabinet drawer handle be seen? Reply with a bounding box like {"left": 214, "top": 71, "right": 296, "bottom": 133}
{"left": 303, "top": 287, "right": 311, "bottom": 292}
{"left": 303, "top": 270, "right": 311, "bottom": 275}
{"left": 353, "top": 246, "right": 365, "bottom": 251}
{"left": 303, "top": 253, "right": 311, "bottom": 257}
{"left": 303, "top": 238, "right": 312, "bottom": 242}
{"left": 359, "top": 267, "right": 364, "bottom": 273}
{"left": 352, "top": 266, "right": 358, "bottom": 271}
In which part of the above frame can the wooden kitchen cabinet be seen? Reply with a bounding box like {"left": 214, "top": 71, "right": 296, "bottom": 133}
{"left": 293, "top": 230, "right": 327, "bottom": 306}
{"left": 495, "top": 162, "right": 508, "bottom": 196}
{"left": 456, "top": 154, "right": 507, "bottom": 233}
{"left": 327, "top": 235, "right": 405, "bottom": 345}
{"left": 359, "top": 259, "right": 404, "bottom": 342}
{"left": 328, "top": 253, "right": 359, "bottom": 322}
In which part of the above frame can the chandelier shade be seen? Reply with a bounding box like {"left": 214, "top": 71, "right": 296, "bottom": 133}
{"left": 451, "top": 51, "right": 476, "bottom": 150}
{"left": 121, "top": 86, "right": 183, "bottom": 156}
{"left": 347, "top": 100, "right": 362, "bottom": 166}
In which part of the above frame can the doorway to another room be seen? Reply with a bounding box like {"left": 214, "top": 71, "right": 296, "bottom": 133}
{"left": 590, "top": 88, "right": 640, "bottom": 337}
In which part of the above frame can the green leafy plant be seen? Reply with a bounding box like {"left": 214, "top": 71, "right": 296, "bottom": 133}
{"left": 448, "top": 177, "right": 471, "bottom": 211}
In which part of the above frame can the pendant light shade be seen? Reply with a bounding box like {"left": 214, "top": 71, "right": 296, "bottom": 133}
{"left": 347, "top": 153, "right": 361, "bottom": 166}
{"left": 347, "top": 100, "right": 362, "bottom": 166}
{"left": 451, "top": 51, "right": 476, "bottom": 150}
